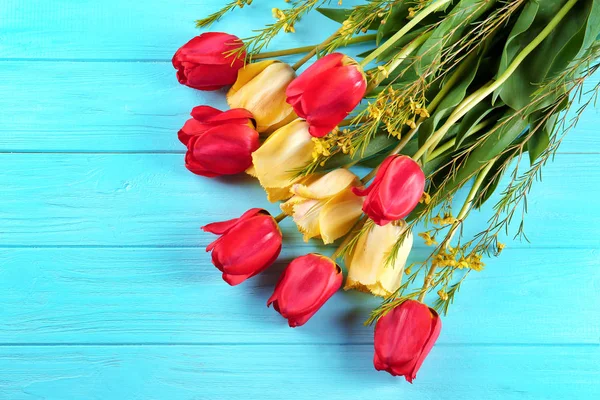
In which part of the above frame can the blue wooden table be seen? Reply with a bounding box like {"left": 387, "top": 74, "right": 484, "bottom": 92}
{"left": 1, "top": 1, "right": 599, "bottom": 398}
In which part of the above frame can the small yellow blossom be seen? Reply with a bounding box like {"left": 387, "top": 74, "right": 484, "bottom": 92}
{"left": 272, "top": 7, "right": 295, "bottom": 32}
{"left": 467, "top": 253, "right": 485, "bottom": 271}
{"left": 420, "top": 192, "right": 431, "bottom": 205}
{"left": 418, "top": 232, "right": 437, "bottom": 246}
{"left": 437, "top": 290, "right": 449, "bottom": 301}
{"left": 497, "top": 242, "right": 506, "bottom": 253}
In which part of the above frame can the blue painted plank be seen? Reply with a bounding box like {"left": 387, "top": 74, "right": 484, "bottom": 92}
{"left": 0, "top": 344, "right": 598, "bottom": 400}
{"left": 0, "top": 62, "right": 597, "bottom": 152}
{"left": 0, "top": 247, "right": 598, "bottom": 344}
{"left": 0, "top": 0, "right": 358, "bottom": 60}
{"left": 0, "top": 153, "right": 598, "bottom": 247}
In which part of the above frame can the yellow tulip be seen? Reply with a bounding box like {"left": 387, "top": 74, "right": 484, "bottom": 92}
{"left": 251, "top": 119, "right": 315, "bottom": 202}
{"left": 227, "top": 60, "right": 297, "bottom": 133}
{"left": 344, "top": 221, "right": 413, "bottom": 297}
{"left": 281, "top": 169, "right": 364, "bottom": 244}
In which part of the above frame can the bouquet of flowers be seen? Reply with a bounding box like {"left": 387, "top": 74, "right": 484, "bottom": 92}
{"left": 171, "top": 0, "right": 599, "bottom": 381}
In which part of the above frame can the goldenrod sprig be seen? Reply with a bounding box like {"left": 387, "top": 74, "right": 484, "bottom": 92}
{"left": 196, "top": 0, "right": 254, "bottom": 28}
{"left": 233, "top": 0, "right": 331, "bottom": 59}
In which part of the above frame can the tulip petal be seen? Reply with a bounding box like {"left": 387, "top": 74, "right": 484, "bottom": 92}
{"left": 252, "top": 119, "right": 314, "bottom": 194}
{"left": 319, "top": 189, "right": 364, "bottom": 244}
{"left": 290, "top": 199, "right": 323, "bottom": 242}
{"left": 408, "top": 309, "right": 442, "bottom": 381}
{"left": 228, "top": 61, "right": 297, "bottom": 133}
{"left": 373, "top": 301, "right": 438, "bottom": 381}
{"left": 202, "top": 208, "right": 263, "bottom": 235}
{"left": 222, "top": 271, "right": 255, "bottom": 286}
{"left": 189, "top": 105, "right": 223, "bottom": 121}
{"left": 184, "top": 124, "right": 259, "bottom": 177}
{"left": 285, "top": 53, "right": 345, "bottom": 113}
{"left": 290, "top": 168, "right": 358, "bottom": 200}
{"left": 344, "top": 222, "right": 412, "bottom": 297}
{"left": 228, "top": 60, "right": 277, "bottom": 95}
{"left": 269, "top": 254, "right": 342, "bottom": 326}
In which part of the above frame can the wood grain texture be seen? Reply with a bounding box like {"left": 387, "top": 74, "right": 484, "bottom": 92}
{"left": 0, "top": 62, "right": 598, "bottom": 152}
{"left": 0, "top": 153, "right": 599, "bottom": 247}
{"left": 0, "top": 247, "right": 598, "bottom": 344}
{"left": 0, "top": 0, "right": 349, "bottom": 60}
{"left": 0, "top": 345, "right": 598, "bottom": 400}
{"left": 2, "top": 0, "right": 600, "bottom": 397}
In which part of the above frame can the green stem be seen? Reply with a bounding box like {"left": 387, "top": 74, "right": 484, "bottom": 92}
{"left": 274, "top": 212, "right": 287, "bottom": 223}
{"left": 292, "top": 29, "right": 342, "bottom": 70}
{"left": 360, "top": 0, "right": 451, "bottom": 68}
{"left": 359, "top": 47, "right": 477, "bottom": 183}
{"left": 425, "top": 119, "right": 494, "bottom": 161}
{"left": 252, "top": 34, "right": 377, "bottom": 61}
{"left": 366, "top": 31, "right": 432, "bottom": 91}
{"left": 412, "top": 0, "right": 579, "bottom": 162}
{"left": 416, "top": 160, "right": 494, "bottom": 302}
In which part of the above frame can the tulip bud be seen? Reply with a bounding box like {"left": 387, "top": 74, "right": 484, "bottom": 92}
{"left": 344, "top": 221, "right": 413, "bottom": 297}
{"left": 374, "top": 300, "right": 442, "bottom": 382}
{"left": 251, "top": 119, "right": 315, "bottom": 202}
{"left": 227, "top": 60, "right": 297, "bottom": 133}
{"left": 181, "top": 106, "right": 259, "bottom": 177}
{"left": 268, "top": 254, "right": 343, "bottom": 327}
{"left": 178, "top": 105, "right": 255, "bottom": 147}
{"left": 203, "top": 209, "right": 282, "bottom": 285}
{"left": 286, "top": 53, "right": 367, "bottom": 138}
{"left": 172, "top": 33, "right": 245, "bottom": 91}
{"left": 353, "top": 155, "right": 425, "bottom": 225}
{"left": 281, "top": 169, "right": 364, "bottom": 244}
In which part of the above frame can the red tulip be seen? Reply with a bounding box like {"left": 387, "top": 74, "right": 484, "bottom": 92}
{"left": 203, "top": 209, "right": 282, "bottom": 285}
{"left": 268, "top": 254, "right": 342, "bottom": 327}
{"left": 286, "top": 53, "right": 367, "bottom": 138}
{"left": 181, "top": 106, "right": 259, "bottom": 177}
{"left": 172, "top": 32, "right": 246, "bottom": 91}
{"left": 374, "top": 300, "right": 441, "bottom": 382}
{"left": 178, "top": 105, "right": 255, "bottom": 146}
{"left": 353, "top": 155, "right": 425, "bottom": 225}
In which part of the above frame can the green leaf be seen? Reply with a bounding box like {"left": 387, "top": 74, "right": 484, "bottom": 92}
{"left": 474, "top": 148, "right": 519, "bottom": 209}
{"left": 415, "top": 0, "right": 496, "bottom": 75}
{"left": 316, "top": 8, "right": 380, "bottom": 30}
{"left": 375, "top": 27, "right": 429, "bottom": 63}
{"left": 316, "top": 8, "right": 352, "bottom": 24}
{"left": 325, "top": 134, "right": 397, "bottom": 170}
{"left": 418, "top": 51, "right": 482, "bottom": 148}
{"left": 453, "top": 100, "right": 496, "bottom": 149}
{"left": 527, "top": 112, "right": 557, "bottom": 165}
{"left": 408, "top": 110, "right": 529, "bottom": 221}
{"left": 376, "top": 4, "right": 409, "bottom": 45}
{"left": 492, "top": 1, "right": 539, "bottom": 105}
{"left": 496, "top": 0, "right": 596, "bottom": 111}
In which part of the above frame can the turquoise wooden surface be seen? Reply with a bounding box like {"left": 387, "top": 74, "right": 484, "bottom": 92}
{"left": 1, "top": 1, "right": 599, "bottom": 399}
